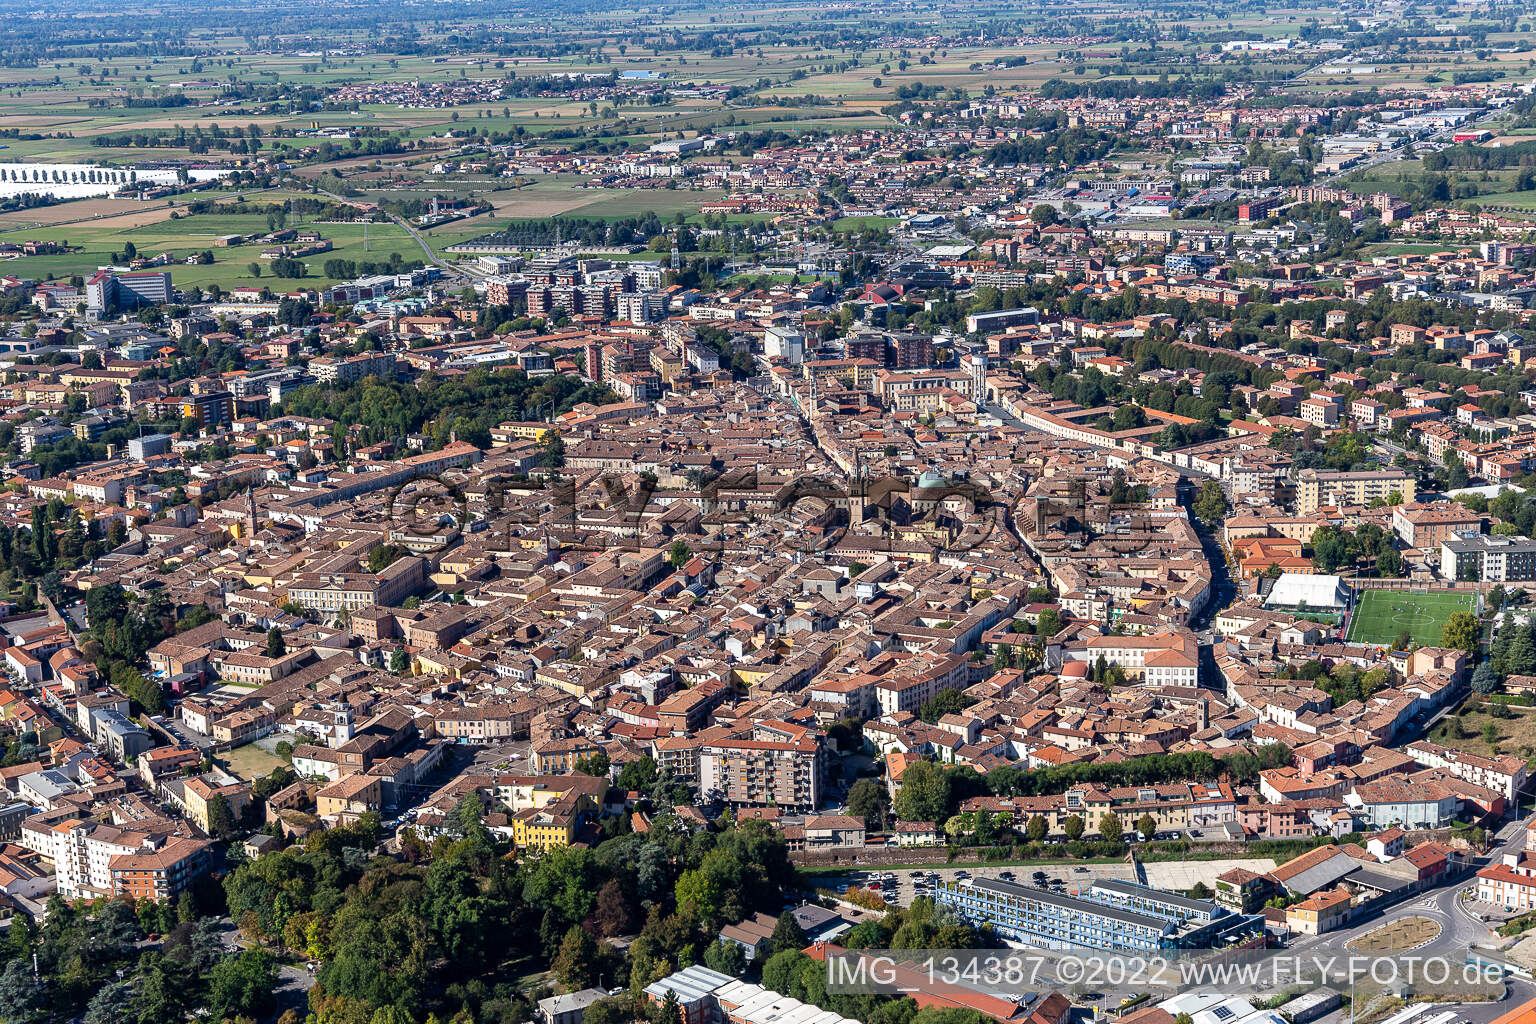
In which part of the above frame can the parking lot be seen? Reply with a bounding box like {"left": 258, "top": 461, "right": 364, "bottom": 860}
{"left": 820, "top": 862, "right": 1138, "bottom": 907}
{"left": 1143, "top": 858, "right": 1276, "bottom": 890}
{"left": 817, "top": 858, "right": 1278, "bottom": 908}
{"left": 462, "top": 738, "right": 534, "bottom": 772}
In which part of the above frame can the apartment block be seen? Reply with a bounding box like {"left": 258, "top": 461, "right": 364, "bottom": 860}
{"left": 109, "top": 836, "right": 212, "bottom": 901}
{"left": 1405, "top": 740, "right": 1527, "bottom": 800}
{"left": 311, "top": 350, "right": 399, "bottom": 384}
{"left": 1440, "top": 532, "right": 1536, "bottom": 582}
{"left": 1295, "top": 469, "right": 1416, "bottom": 514}
{"left": 697, "top": 733, "right": 824, "bottom": 813}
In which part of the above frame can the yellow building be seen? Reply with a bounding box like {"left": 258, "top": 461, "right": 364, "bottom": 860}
{"left": 182, "top": 776, "right": 251, "bottom": 833}
{"left": 510, "top": 791, "right": 594, "bottom": 853}
{"left": 316, "top": 774, "right": 383, "bottom": 823}
{"left": 490, "top": 421, "right": 558, "bottom": 446}
{"left": 1285, "top": 886, "right": 1353, "bottom": 935}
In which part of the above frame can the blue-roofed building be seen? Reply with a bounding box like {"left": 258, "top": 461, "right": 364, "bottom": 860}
{"left": 934, "top": 876, "right": 1265, "bottom": 952}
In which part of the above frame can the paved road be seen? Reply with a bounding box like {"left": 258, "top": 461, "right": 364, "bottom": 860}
{"left": 397, "top": 215, "right": 485, "bottom": 279}
{"left": 313, "top": 185, "right": 482, "bottom": 280}
{"left": 1293, "top": 822, "right": 1528, "bottom": 963}
{"left": 213, "top": 919, "right": 316, "bottom": 1013}
{"left": 1290, "top": 876, "right": 1495, "bottom": 961}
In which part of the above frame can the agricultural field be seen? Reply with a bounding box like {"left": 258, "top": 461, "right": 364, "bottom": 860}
{"left": 0, "top": 210, "right": 419, "bottom": 289}
{"left": 1475, "top": 190, "right": 1536, "bottom": 211}
{"left": 1343, "top": 589, "right": 1475, "bottom": 648}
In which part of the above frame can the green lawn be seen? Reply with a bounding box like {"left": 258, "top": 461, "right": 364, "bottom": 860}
{"left": 1344, "top": 589, "right": 1474, "bottom": 648}
{"left": 830, "top": 215, "right": 899, "bottom": 232}
{"left": 1474, "top": 191, "right": 1536, "bottom": 211}
{"left": 219, "top": 741, "right": 286, "bottom": 782}
{"left": 0, "top": 213, "right": 417, "bottom": 289}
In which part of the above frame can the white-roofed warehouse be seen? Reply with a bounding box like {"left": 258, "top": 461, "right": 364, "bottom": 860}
{"left": 1264, "top": 573, "right": 1348, "bottom": 612}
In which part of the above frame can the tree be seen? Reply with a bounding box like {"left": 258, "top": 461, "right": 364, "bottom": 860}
{"left": 539, "top": 432, "right": 566, "bottom": 468}
{"left": 668, "top": 540, "right": 692, "bottom": 570}
{"left": 1035, "top": 607, "right": 1065, "bottom": 639}
{"left": 206, "top": 793, "right": 237, "bottom": 840}
{"left": 574, "top": 752, "right": 611, "bottom": 777}
{"left": 769, "top": 911, "right": 808, "bottom": 957}
{"left": 207, "top": 949, "right": 278, "bottom": 1022}
{"left": 265, "top": 625, "right": 286, "bottom": 658}
{"left": 652, "top": 989, "right": 684, "bottom": 1024}
{"left": 390, "top": 647, "right": 409, "bottom": 675}
{"left": 591, "top": 878, "right": 634, "bottom": 938}
{"left": 177, "top": 890, "right": 199, "bottom": 923}
{"left": 1311, "top": 527, "right": 1353, "bottom": 572}
{"left": 847, "top": 778, "right": 891, "bottom": 831}
{"left": 82, "top": 980, "right": 136, "bottom": 1024}
{"left": 762, "top": 949, "right": 813, "bottom": 995}
{"left": 1099, "top": 811, "right": 1123, "bottom": 843}
{"left": 1472, "top": 660, "right": 1499, "bottom": 695}
{"left": 893, "top": 759, "right": 951, "bottom": 823}
{"left": 1508, "top": 627, "right": 1536, "bottom": 676}
{"left": 0, "top": 959, "right": 49, "bottom": 1024}
{"left": 1192, "top": 480, "right": 1228, "bottom": 529}
{"left": 1111, "top": 405, "right": 1146, "bottom": 432}
{"left": 1136, "top": 813, "right": 1158, "bottom": 840}
{"left": 616, "top": 755, "right": 661, "bottom": 794}
{"left": 111, "top": 662, "right": 165, "bottom": 715}
{"left": 704, "top": 937, "right": 748, "bottom": 975}
{"left": 553, "top": 924, "right": 601, "bottom": 990}
{"left": 1442, "top": 611, "right": 1481, "bottom": 655}
{"left": 918, "top": 688, "right": 970, "bottom": 724}
{"left": 1026, "top": 814, "right": 1048, "bottom": 842}
{"left": 1063, "top": 815, "right": 1085, "bottom": 841}
{"left": 367, "top": 544, "right": 403, "bottom": 573}
{"left": 583, "top": 998, "right": 632, "bottom": 1024}
{"left": 1029, "top": 204, "right": 1058, "bottom": 226}
{"left": 39, "top": 570, "right": 64, "bottom": 604}
{"left": 674, "top": 863, "right": 728, "bottom": 927}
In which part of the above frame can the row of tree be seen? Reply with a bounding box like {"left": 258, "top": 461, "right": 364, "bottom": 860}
{"left": 889, "top": 744, "right": 1292, "bottom": 825}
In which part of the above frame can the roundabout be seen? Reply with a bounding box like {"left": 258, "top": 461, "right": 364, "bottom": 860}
{"left": 1344, "top": 916, "right": 1443, "bottom": 954}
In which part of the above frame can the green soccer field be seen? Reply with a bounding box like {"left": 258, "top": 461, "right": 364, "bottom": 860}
{"left": 1344, "top": 589, "right": 1476, "bottom": 648}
